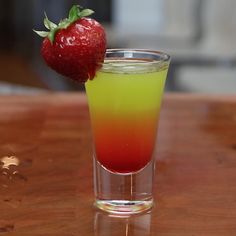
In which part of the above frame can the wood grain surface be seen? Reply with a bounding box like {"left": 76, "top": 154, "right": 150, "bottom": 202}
{"left": 0, "top": 93, "right": 236, "bottom": 236}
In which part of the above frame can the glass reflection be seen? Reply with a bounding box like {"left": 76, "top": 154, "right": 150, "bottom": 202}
{"left": 94, "top": 211, "right": 152, "bottom": 236}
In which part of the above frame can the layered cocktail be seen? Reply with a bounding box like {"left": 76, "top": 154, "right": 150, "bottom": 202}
{"left": 86, "top": 49, "right": 170, "bottom": 214}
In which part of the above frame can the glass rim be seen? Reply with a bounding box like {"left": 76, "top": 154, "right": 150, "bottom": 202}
{"left": 100, "top": 49, "right": 171, "bottom": 74}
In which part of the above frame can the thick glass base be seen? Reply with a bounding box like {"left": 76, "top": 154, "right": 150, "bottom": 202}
{"left": 93, "top": 156, "right": 155, "bottom": 215}
{"left": 95, "top": 199, "right": 153, "bottom": 215}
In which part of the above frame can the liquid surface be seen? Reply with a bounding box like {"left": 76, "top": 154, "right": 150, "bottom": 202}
{"left": 86, "top": 62, "right": 168, "bottom": 173}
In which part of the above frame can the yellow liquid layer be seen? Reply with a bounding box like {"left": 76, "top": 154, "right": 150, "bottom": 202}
{"left": 86, "top": 69, "right": 168, "bottom": 114}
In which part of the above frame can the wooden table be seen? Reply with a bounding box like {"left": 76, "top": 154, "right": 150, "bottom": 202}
{"left": 0, "top": 93, "right": 236, "bottom": 235}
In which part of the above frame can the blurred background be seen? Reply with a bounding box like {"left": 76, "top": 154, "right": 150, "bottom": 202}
{"left": 0, "top": 0, "right": 236, "bottom": 94}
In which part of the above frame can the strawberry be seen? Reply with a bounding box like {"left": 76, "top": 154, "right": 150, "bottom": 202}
{"left": 34, "top": 5, "right": 106, "bottom": 83}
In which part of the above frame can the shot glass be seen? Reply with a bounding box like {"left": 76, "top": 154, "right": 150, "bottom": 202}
{"left": 85, "top": 49, "right": 170, "bottom": 215}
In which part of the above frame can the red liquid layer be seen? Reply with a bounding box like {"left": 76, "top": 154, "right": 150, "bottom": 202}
{"left": 92, "top": 112, "right": 158, "bottom": 173}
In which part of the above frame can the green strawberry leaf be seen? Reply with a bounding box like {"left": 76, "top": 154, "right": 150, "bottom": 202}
{"left": 68, "top": 5, "right": 79, "bottom": 21}
{"left": 34, "top": 5, "right": 94, "bottom": 44}
{"left": 44, "top": 12, "right": 57, "bottom": 30}
{"left": 47, "top": 29, "right": 57, "bottom": 44}
{"left": 33, "top": 30, "right": 49, "bottom": 37}
{"left": 80, "top": 9, "right": 94, "bottom": 17}
{"left": 58, "top": 18, "right": 71, "bottom": 29}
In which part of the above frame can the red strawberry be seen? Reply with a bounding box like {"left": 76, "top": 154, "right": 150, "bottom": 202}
{"left": 34, "top": 5, "right": 106, "bottom": 83}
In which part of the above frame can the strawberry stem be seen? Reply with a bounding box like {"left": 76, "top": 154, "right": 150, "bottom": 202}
{"left": 34, "top": 5, "right": 94, "bottom": 44}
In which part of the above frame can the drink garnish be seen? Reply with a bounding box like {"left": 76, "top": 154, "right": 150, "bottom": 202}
{"left": 34, "top": 5, "right": 106, "bottom": 83}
